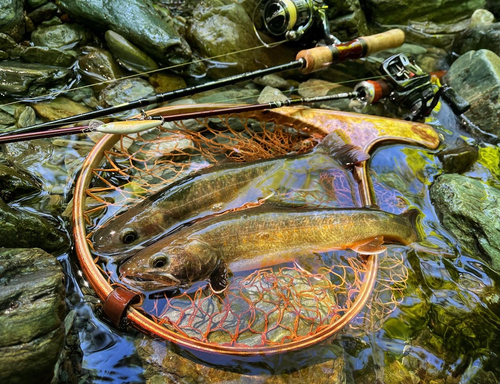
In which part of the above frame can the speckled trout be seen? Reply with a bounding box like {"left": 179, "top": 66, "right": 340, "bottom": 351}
{"left": 119, "top": 206, "right": 420, "bottom": 292}
{"left": 93, "top": 131, "right": 369, "bottom": 257}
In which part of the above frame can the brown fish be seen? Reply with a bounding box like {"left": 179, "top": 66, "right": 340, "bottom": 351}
{"left": 93, "top": 131, "right": 369, "bottom": 258}
{"left": 119, "top": 206, "right": 420, "bottom": 292}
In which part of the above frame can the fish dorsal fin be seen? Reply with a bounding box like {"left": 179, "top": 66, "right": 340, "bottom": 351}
{"left": 209, "top": 259, "right": 229, "bottom": 294}
{"left": 352, "top": 236, "right": 386, "bottom": 255}
{"left": 314, "top": 130, "right": 370, "bottom": 167}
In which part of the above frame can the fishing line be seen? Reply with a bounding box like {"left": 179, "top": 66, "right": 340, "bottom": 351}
{"left": 0, "top": 40, "right": 288, "bottom": 108}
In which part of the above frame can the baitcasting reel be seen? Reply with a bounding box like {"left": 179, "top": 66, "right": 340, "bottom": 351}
{"left": 354, "top": 53, "right": 470, "bottom": 120}
{"left": 253, "top": 0, "right": 339, "bottom": 46}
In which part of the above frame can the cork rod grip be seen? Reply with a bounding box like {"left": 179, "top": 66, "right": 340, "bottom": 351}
{"left": 359, "top": 29, "right": 405, "bottom": 56}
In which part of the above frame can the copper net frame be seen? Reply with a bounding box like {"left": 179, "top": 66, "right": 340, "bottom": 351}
{"left": 73, "top": 103, "right": 440, "bottom": 355}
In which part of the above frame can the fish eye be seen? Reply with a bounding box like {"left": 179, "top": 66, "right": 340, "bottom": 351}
{"left": 120, "top": 228, "right": 137, "bottom": 244}
{"left": 151, "top": 253, "right": 169, "bottom": 269}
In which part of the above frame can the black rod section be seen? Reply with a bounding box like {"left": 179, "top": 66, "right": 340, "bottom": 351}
{"left": 0, "top": 59, "right": 305, "bottom": 138}
{"left": 0, "top": 91, "right": 357, "bottom": 144}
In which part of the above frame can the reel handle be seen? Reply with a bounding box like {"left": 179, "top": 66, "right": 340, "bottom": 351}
{"left": 297, "top": 29, "right": 405, "bottom": 74}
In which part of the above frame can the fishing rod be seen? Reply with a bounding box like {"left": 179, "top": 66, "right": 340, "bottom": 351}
{"left": 0, "top": 29, "right": 405, "bottom": 138}
{"left": 0, "top": 92, "right": 358, "bottom": 144}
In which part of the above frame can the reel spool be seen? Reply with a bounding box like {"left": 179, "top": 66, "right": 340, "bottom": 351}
{"left": 253, "top": 0, "right": 338, "bottom": 46}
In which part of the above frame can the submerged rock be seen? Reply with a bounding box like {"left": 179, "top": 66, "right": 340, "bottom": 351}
{"left": 99, "top": 78, "right": 155, "bottom": 106}
{"left": 104, "top": 30, "right": 158, "bottom": 74}
{"left": 0, "top": 247, "right": 65, "bottom": 384}
{"left": 0, "top": 61, "right": 72, "bottom": 97}
{"left": 31, "top": 97, "right": 92, "bottom": 121}
{"left": 148, "top": 72, "right": 186, "bottom": 93}
{"left": 445, "top": 49, "right": 500, "bottom": 142}
{"left": 430, "top": 174, "right": 500, "bottom": 272}
{"left": 0, "top": 164, "right": 40, "bottom": 202}
{"left": 0, "top": 198, "right": 69, "bottom": 253}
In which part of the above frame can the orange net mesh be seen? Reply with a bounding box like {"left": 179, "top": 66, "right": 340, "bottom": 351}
{"left": 82, "top": 112, "right": 407, "bottom": 350}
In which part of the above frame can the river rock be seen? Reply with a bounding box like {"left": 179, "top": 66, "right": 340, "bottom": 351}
{"left": 0, "top": 0, "right": 25, "bottom": 41}
{"left": 362, "top": 0, "right": 486, "bottom": 25}
{"left": 99, "top": 78, "right": 156, "bottom": 117}
{"left": 31, "top": 23, "right": 89, "bottom": 50}
{"left": 148, "top": 72, "right": 186, "bottom": 93}
{"left": 32, "top": 97, "right": 92, "bottom": 121}
{"left": 0, "top": 32, "right": 17, "bottom": 53}
{"left": 257, "top": 86, "right": 289, "bottom": 103}
{"left": 0, "top": 248, "right": 65, "bottom": 384}
{"left": 187, "top": 0, "right": 295, "bottom": 78}
{"left": 325, "top": 0, "right": 369, "bottom": 41}
{"left": 27, "top": 2, "right": 59, "bottom": 25}
{"left": 0, "top": 61, "right": 72, "bottom": 97}
{"left": 469, "top": 9, "right": 495, "bottom": 28}
{"left": 135, "top": 334, "right": 349, "bottom": 383}
{"left": 253, "top": 74, "right": 290, "bottom": 90}
{"left": 57, "top": 0, "right": 201, "bottom": 75}
{"left": 0, "top": 164, "right": 40, "bottom": 202}
{"left": 444, "top": 49, "right": 500, "bottom": 142}
{"left": 454, "top": 23, "right": 500, "bottom": 57}
{"left": 430, "top": 174, "right": 500, "bottom": 271}
{"left": 21, "top": 46, "right": 78, "bottom": 67}
{"left": 104, "top": 30, "right": 158, "bottom": 74}
{"left": 28, "top": 0, "right": 49, "bottom": 7}
{"left": 15, "top": 105, "right": 37, "bottom": 128}
{"left": 437, "top": 142, "right": 479, "bottom": 174}
{"left": 78, "top": 47, "right": 123, "bottom": 91}
{"left": 0, "top": 198, "right": 69, "bottom": 253}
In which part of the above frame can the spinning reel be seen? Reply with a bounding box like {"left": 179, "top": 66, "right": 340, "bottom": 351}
{"left": 253, "top": 0, "right": 339, "bottom": 46}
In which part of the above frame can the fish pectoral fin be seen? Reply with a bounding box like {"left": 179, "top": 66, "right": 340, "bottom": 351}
{"left": 315, "top": 130, "right": 370, "bottom": 167}
{"left": 209, "top": 260, "right": 229, "bottom": 294}
{"left": 351, "top": 236, "right": 386, "bottom": 255}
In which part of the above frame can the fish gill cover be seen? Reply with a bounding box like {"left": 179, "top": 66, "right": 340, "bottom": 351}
{"left": 80, "top": 109, "right": 408, "bottom": 353}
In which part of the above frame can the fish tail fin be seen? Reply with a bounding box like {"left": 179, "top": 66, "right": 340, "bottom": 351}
{"left": 314, "top": 130, "right": 370, "bottom": 167}
{"left": 402, "top": 208, "right": 423, "bottom": 243}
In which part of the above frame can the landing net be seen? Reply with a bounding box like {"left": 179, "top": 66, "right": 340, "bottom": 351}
{"left": 76, "top": 106, "right": 408, "bottom": 354}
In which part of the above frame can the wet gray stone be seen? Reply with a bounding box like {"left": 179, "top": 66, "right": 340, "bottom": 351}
{"left": 444, "top": 49, "right": 500, "bottom": 142}
{"left": 361, "top": 0, "right": 486, "bottom": 25}
{"left": 0, "top": 32, "right": 17, "bottom": 52}
{"left": 104, "top": 30, "right": 158, "bottom": 74}
{"left": 58, "top": 0, "right": 200, "bottom": 74}
{"left": 0, "top": 248, "right": 65, "bottom": 384}
{"left": 187, "top": 0, "right": 293, "bottom": 78}
{"left": 0, "top": 0, "right": 25, "bottom": 42}
{"left": 430, "top": 174, "right": 500, "bottom": 272}
{"left": 325, "top": 0, "right": 369, "bottom": 41}
{"left": 0, "top": 164, "right": 40, "bottom": 202}
{"left": 78, "top": 47, "right": 123, "bottom": 90}
{"left": 15, "top": 105, "right": 37, "bottom": 129}
{"left": 437, "top": 142, "right": 479, "bottom": 174}
{"left": 455, "top": 23, "right": 500, "bottom": 56}
{"left": 253, "top": 74, "right": 290, "bottom": 90}
{"left": 28, "top": 0, "right": 49, "bottom": 7}
{"left": 27, "top": 2, "right": 59, "bottom": 25}
{"left": 0, "top": 61, "right": 72, "bottom": 97}
{"left": 0, "top": 198, "right": 69, "bottom": 253}
{"left": 31, "top": 23, "right": 89, "bottom": 50}
{"left": 99, "top": 78, "right": 156, "bottom": 117}
{"left": 469, "top": 9, "right": 495, "bottom": 28}
{"left": 257, "top": 86, "right": 289, "bottom": 104}
{"left": 20, "top": 46, "right": 78, "bottom": 67}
